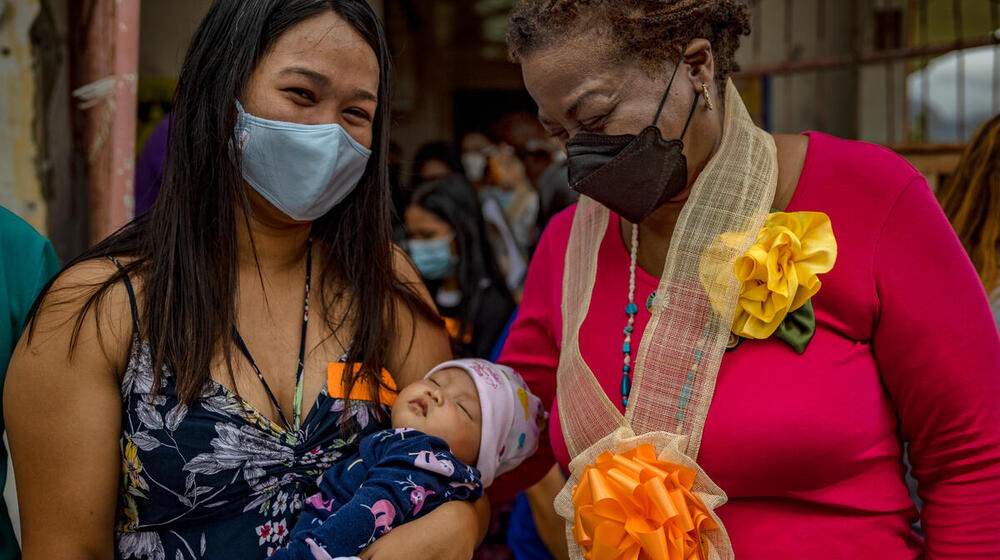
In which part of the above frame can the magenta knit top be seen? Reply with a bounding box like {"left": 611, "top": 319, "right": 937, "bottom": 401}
{"left": 494, "top": 132, "right": 1000, "bottom": 558}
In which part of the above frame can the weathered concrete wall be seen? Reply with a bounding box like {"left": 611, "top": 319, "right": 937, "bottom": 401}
{"left": 139, "top": 0, "right": 210, "bottom": 80}
{"left": 139, "top": 0, "right": 385, "bottom": 81}
{"left": 0, "top": 0, "right": 90, "bottom": 262}
{"left": 37, "top": 0, "right": 86, "bottom": 262}
{"left": 0, "top": 0, "right": 46, "bottom": 233}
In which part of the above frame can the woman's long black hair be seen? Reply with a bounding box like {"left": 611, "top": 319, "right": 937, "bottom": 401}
{"left": 408, "top": 174, "right": 515, "bottom": 350}
{"left": 28, "top": 0, "right": 436, "bottom": 414}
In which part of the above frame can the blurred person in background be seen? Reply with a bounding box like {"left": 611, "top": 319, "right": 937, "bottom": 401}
{"left": 411, "top": 140, "right": 464, "bottom": 187}
{"left": 483, "top": 115, "right": 545, "bottom": 255}
{"left": 135, "top": 115, "right": 171, "bottom": 216}
{"left": 0, "top": 207, "right": 61, "bottom": 560}
{"left": 388, "top": 141, "right": 408, "bottom": 243}
{"left": 938, "top": 113, "right": 1000, "bottom": 330}
{"left": 460, "top": 132, "right": 530, "bottom": 294}
{"left": 461, "top": 131, "right": 494, "bottom": 184}
{"left": 5, "top": 2, "right": 487, "bottom": 558}
{"left": 406, "top": 175, "right": 517, "bottom": 359}
{"left": 489, "top": 112, "right": 552, "bottom": 189}
{"left": 480, "top": 144, "right": 539, "bottom": 257}
{"left": 533, "top": 138, "right": 578, "bottom": 232}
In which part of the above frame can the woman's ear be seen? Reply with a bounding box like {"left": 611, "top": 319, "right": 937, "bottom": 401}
{"left": 683, "top": 39, "right": 716, "bottom": 93}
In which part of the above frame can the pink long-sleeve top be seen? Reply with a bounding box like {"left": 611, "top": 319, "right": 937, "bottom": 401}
{"left": 494, "top": 132, "right": 1000, "bottom": 558}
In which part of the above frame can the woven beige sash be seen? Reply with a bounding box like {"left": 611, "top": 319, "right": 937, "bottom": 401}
{"left": 553, "top": 80, "right": 778, "bottom": 559}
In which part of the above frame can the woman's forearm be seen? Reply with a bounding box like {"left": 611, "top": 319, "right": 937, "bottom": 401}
{"left": 360, "top": 498, "right": 481, "bottom": 560}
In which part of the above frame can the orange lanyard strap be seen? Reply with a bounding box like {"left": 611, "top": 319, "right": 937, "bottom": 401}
{"left": 326, "top": 362, "right": 398, "bottom": 406}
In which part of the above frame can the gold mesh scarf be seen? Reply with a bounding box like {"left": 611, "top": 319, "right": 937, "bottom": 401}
{"left": 553, "top": 80, "right": 778, "bottom": 559}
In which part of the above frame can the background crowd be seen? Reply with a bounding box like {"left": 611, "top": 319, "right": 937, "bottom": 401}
{"left": 1, "top": 0, "right": 999, "bottom": 559}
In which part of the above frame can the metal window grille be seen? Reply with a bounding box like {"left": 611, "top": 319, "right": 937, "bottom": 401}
{"left": 735, "top": 0, "right": 999, "bottom": 147}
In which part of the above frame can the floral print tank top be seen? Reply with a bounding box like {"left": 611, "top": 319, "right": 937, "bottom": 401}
{"left": 114, "top": 274, "right": 388, "bottom": 559}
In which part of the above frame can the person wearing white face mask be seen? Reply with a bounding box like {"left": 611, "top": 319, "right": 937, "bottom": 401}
{"left": 5, "top": 2, "right": 489, "bottom": 559}
{"left": 405, "top": 175, "right": 517, "bottom": 360}
{"left": 461, "top": 132, "right": 494, "bottom": 184}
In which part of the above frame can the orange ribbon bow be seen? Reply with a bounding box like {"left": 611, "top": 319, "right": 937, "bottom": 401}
{"left": 571, "top": 444, "right": 719, "bottom": 560}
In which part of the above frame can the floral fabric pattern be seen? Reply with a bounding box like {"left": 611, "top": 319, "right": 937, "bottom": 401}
{"left": 114, "top": 337, "right": 387, "bottom": 560}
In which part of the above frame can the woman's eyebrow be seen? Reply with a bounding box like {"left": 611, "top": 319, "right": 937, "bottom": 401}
{"left": 564, "top": 90, "right": 609, "bottom": 120}
{"left": 278, "top": 67, "right": 376, "bottom": 103}
{"left": 539, "top": 90, "right": 612, "bottom": 129}
{"left": 351, "top": 88, "right": 378, "bottom": 103}
{"left": 279, "top": 66, "right": 330, "bottom": 88}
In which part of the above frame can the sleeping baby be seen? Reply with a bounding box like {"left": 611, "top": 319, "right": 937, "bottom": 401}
{"left": 269, "top": 359, "right": 544, "bottom": 560}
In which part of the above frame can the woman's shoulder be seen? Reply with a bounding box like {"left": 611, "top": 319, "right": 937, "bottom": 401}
{"left": 795, "top": 132, "right": 925, "bottom": 211}
{"left": 536, "top": 204, "right": 577, "bottom": 258}
{"left": 804, "top": 131, "right": 920, "bottom": 169}
{"left": 32, "top": 257, "right": 137, "bottom": 362}
{"left": 8, "top": 255, "right": 136, "bottom": 400}
{"left": 40, "top": 256, "right": 127, "bottom": 306}
{"left": 47, "top": 256, "right": 139, "bottom": 306}
{"left": 517, "top": 204, "right": 578, "bottom": 292}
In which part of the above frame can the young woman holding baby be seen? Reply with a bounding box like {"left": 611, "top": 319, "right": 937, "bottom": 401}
{"left": 5, "top": 1, "right": 494, "bottom": 558}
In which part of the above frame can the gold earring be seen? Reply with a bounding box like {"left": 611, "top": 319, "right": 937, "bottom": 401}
{"left": 702, "top": 83, "right": 714, "bottom": 111}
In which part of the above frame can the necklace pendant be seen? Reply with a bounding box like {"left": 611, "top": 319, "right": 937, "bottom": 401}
{"left": 620, "top": 373, "right": 632, "bottom": 399}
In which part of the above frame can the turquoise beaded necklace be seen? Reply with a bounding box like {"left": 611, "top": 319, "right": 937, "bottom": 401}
{"left": 622, "top": 223, "right": 639, "bottom": 408}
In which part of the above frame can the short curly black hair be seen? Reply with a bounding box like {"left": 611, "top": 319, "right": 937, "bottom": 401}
{"left": 507, "top": 0, "right": 751, "bottom": 89}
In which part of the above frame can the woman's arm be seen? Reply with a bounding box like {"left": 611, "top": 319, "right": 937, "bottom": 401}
{"left": 5, "top": 261, "right": 129, "bottom": 559}
{"left": 872, "top": 178, "right": 1000, "bottom": 558}
{"left": 360, "top": 497, "right": 487, "bottom": 560}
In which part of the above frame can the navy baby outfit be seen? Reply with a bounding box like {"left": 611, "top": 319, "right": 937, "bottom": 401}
{"left": 270, "top": 428, "right": 482, "bottom": 559}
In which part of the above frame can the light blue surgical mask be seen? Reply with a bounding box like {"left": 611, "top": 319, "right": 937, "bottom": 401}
{"left": 234, "top": 101, "right": 372, "bottom": 221}
{"left": 479, "top": 187, "right": 516, "bottom": 211}
{"left": 408, "top": 236, "right": 458, "bottom": 281}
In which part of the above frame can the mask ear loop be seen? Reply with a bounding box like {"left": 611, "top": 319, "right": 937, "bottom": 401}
{"left": 651, "top": 58, "right": 684, "bottom": 127}
{"left": 679, "top": 90, "right": 700, "bottom": 140}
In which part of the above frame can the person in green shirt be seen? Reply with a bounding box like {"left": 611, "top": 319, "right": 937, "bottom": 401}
{"left": 0, "top": 206, "right": 60, "bottom": 560}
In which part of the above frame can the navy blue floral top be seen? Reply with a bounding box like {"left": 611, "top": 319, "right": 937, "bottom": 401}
{"left": 114, "top": 290, "right": 387, "bottom": 558}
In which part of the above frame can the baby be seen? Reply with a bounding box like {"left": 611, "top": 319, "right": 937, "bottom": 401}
{"left": 270, "top": 359, "right": 544, "bottom": 560}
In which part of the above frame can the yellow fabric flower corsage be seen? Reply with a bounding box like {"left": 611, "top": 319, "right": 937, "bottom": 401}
{"left": 571, "top": 444, "right": 719, "bottom": 560}
{"left": 733, "top": 211, "right": 837, "bottom": 340}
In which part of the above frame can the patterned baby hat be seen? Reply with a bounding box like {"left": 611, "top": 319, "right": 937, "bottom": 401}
{"left": 425, "top": 359, "right": 544, "bottom": 487}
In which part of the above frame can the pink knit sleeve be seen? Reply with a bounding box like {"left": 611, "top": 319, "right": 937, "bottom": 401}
{"left": 872, "top": 177, "right": 1000, "bottom": 558}
{"left": 488, "top": 211, "right": 570, "bottom": 501}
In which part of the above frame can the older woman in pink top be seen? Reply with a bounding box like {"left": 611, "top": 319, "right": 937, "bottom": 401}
{"left": 491, "top": 1, "right": 1000, "bottom": 558}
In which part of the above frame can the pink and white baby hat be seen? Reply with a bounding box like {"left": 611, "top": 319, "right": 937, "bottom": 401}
{"left": 425, "top": 359, "right": 544, "bottom": 487}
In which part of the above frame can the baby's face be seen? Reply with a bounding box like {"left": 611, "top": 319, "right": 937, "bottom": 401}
{"left": 391, "top": 367, "right": 482, "bottom": 466}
